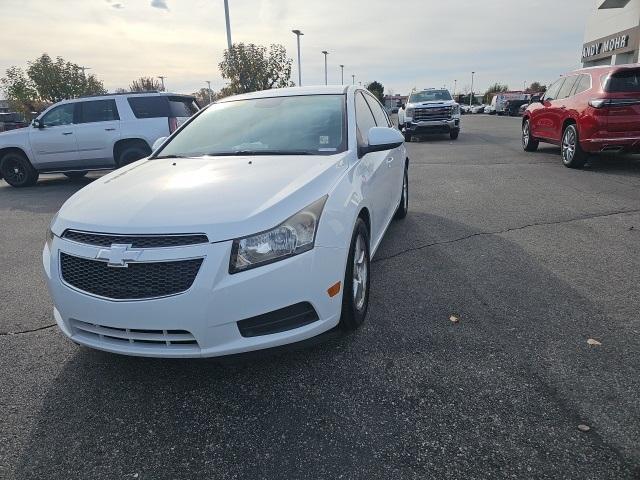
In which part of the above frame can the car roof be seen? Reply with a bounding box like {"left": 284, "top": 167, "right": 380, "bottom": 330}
{"left": 217, "top": 85, "right": 351, "bottom": 103}
{"left": 570, "top": 62, "right": 640, "bottom": 76}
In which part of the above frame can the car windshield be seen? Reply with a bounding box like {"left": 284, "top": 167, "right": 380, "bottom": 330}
{"left": 156, "top": 94, "right": 346, "bottom": 158}
{"left": 409, "top": 90, "right": 452, "bottom": 103}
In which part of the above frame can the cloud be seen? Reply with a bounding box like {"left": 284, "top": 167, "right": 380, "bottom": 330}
{"left": 150, "top": 0, "right": 168, "bottom": 10}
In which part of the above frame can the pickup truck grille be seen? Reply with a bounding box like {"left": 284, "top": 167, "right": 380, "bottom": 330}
{"left": 413, "top": 106, "right": 452, "bottom": 122}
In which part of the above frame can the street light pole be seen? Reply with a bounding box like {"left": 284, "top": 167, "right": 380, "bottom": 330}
{"left": 206, "top": 80, "right": 212, "bottom": 104}
{"left": 292, "top": 29, "right": 303, "bottom": 86}
{"left": 454, "top": 79, "right": 457, "bottom": 96}
{"left": 470, "top": 71, "right": 475, "bottom": 107}
{"left": 352, "top": 74, "right": 355, "bottom": 85}
{"left": 158, "top": 76, "right": 166, "bottom": 91}
{"left": 322, "top": 51, "right": 328, "bottom": 85}
{"left": 223, "top": 0, "right": 232, "bottom": 50}
{"left": 340, "top": 65, "right": 344, "bottom": 84}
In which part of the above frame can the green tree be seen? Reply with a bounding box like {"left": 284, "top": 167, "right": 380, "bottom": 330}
{"left": 483, "top": 83, "right": 509, "bottom": 104}
{"left": 1, "top": 53, "right": 106, "bottom": 115}
{"left": 129, "top": 77, "right": 165, "bottom": 92}
{"left": 526, "top": 82, "right": 547, "bottom": 93}
{"left": 366, "top": 81, "right": 384, "bottom": 103}
{"left": 218, "top": 43, "right": 293, "bottom": 96}
{"left": 192, "top": 87, "right": 215, "bottom": 106}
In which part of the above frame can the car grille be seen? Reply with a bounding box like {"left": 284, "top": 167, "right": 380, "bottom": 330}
{"left": 70, "top": 319, "right": 200, "bottom": 351}
{"left": 413, "top": 106, "right": 452, "bottom": 122}
{"left": 62, "top": 230, "right": 209, "bottom": 248}
{"left": 60, "top": 252, "right": 203, "bottom": 300}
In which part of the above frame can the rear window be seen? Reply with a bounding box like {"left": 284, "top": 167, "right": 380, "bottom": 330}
{"left": 78, "top": 99, "right": 119, "bottom": 123}
{"left": 168, "top": 96, "right": 199, "bottom": 117}
{"left": 604, "top": 70, "right": 640, "bottom": 92}
{"left": 127, "top": 96, "right": 169, "bottom": 118}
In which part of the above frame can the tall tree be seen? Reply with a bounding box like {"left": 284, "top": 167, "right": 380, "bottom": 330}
{"left": 1, "top": 53, "right": 106, "bottom": 115}
{"left": 366, "top": 81, "right": 384, "bottom": 103}
{"left": 218, "top": 43, "right": 293, "bottom": 96}
{"left": 526, "top": 82, "right": 547, "bottom": 93}
{"left": 129, "top": 77, "right": 165, "bottom": 92}
{"left": 483, "top": 83, "right": 509, "bottom": 104}
{"left": 191, "top": 87, "right": 215, "bottom": 106}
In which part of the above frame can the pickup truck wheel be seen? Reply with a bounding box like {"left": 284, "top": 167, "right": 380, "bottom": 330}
{"left": 116, "top": 141, "right": 150, "bottom": 168}
{"left": 63, "top": 171, "right": 88, "bottom": 179}
{"left": 522, "top": 119, "right": 539, "bottom": 152}
{"left": 561, "top": 124, "right": 587, "bottom": 169}
{"left": 450, "top": 129, "right": 460, "bottom": 140}
{"left": 0, "top": 152, "right": 39, "bottom": 187}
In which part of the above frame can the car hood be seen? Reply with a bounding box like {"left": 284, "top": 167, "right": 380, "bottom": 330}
{"left": 0, "top": 127, "right": 28, "bottom": 141}
{"left": 54, "top": 154, "right": 348, "bottom": 242}
{"left": 407, "top": 100, "right": 457, "bottom": 108}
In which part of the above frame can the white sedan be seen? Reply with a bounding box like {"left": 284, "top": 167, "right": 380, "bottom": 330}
{"left": 43, "top": 86, "right": 409, "bottom": 358}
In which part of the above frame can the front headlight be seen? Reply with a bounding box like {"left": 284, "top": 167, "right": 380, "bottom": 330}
{"left": 45, "top": 212, "right": 59, "bottom": 249}
{"left": 451, "top": 104, "right": 460, "bottom": 115}
{"left": 229, "top": 196, "right": 328, "bottom": 274}
{"left": 405, "top": 107, "right": 415, "bottom": 118}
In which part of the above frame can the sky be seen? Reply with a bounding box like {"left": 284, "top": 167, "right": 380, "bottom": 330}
{"left": 0, "top": 0, "right": 593, "bottom": 96}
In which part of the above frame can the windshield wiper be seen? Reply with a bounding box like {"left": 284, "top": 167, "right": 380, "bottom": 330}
{"left": 206, "top": 150, "right": 313, "bottom": 156}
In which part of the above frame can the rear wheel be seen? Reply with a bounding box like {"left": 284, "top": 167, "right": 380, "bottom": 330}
{"left": 63, "top": 171, "right": 88, "bottom": 179}
{"left": 522, "top": 119, "right": 539, "bottom": 152}
{"left": 116, "top": 141, "right": 150, "bottom": 168}
{"left": 339, "top": 218, "right": 370, "bottom": 331}
{"left": 561, "top": 124, "right": 587, "bottom": 169}
{"left": 0, "top": 151, "right": 39, "bottom": 187}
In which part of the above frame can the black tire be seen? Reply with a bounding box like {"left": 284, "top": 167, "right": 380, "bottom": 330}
{"left": 63, "top": 171, "right": 88, "bottom": 179}
{"left": 404, "top": 133, "right": 412, "bottom": 143}
{"left": 450, "top": 129, "right": 460, "bottom": 140}
{"left": 561, "top": 124, "right": 587, "bottom": 169}
{"left": 522, "top": 119, "right": 539, "bottom": 152}
{"left": 339, "top": 218, "right": 371, "bottom": 331}
{"left": 0, "top": 151, "right": 39, "bottom": 187}
{"left": 394, "top": 165, "right": 409, "bottom": 220}
{"left": 116, "top": 141, "right": 150, "bottom": 168}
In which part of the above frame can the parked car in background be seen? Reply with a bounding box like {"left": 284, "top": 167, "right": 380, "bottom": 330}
{"left": 485, "top": 104, "right": 496, "bottom": 115}
{"left": 518, "top": 103, "right": 529, "bottom": 116}
{"left": 460, "top": 104, "right": 472, "bottom": 114}
{"left": 0, "top": 112, "right": 28, "bottom": 132}
{"left": 504, "top": 99, "right": 530, "bottom": 116}
{"left": 470, "top": 104, "right": 485, "bottom": 114}
{"left": 0, "top": 91, "right": 199, "bottom": 187}
{"left": 398, "top": 88, "right": 461, "bottom": 141}
{"left": 491, "top": 91, "right": 530, "bottom": 115}
{"left": 43, "top": 85, "right": 409, "bottom": 358}
{"left": 522, "top": 64, "right": 640, "bottom": 168}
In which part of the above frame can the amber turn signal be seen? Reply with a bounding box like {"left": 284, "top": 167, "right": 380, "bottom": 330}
{"left": 327, "top": 281, "right": 341, "bottom": 298}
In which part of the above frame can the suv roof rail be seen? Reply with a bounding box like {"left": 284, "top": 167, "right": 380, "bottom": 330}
{"left": 63, "top": 91, "right": 194, "bottom": 100}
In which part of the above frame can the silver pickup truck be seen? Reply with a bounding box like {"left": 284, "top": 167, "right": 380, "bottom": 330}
{"left": 398, "top": 88, "right": 461, "bottom": 141}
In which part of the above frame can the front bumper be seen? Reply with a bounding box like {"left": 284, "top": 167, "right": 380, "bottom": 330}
{"left": 43, "top": 236, "right": 347, "bottom": 358}
{"left": 403, "top": 118, "right": 460, "bottom": 134}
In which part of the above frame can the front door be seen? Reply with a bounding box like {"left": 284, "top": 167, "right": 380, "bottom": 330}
{"left": 29, "top": 103, "right": 79, "bottom": 169}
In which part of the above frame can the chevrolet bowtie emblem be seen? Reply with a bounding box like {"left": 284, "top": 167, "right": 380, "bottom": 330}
{"left": 96, "top": 244, "right": 143, "bottom": 268}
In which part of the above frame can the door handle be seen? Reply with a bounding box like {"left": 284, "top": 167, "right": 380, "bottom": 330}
{"left": 62, "top": 132, "right": 73, "bottom": 135}
{"left": 105, "top": 128, "right": 116, "bottom": 131}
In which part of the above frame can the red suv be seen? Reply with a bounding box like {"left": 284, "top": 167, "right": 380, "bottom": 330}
{"left": 522, "top": 64, "right": 640, "bottom": 168}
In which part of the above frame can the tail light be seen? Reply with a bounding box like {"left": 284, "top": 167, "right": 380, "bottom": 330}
{"left": 168, "top": 117, "right": 178, "bottom": 133}
{"left": 589, "top": 99, "right": 609, "bottom": 109}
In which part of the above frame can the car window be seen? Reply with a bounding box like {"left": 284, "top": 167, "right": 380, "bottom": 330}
{"left": 572, "top": 75, "right": 591, "bottom": 96}
{"left": 156, "top": 94, "right": 346, "bottom": 157}
{"left": 168, "top": 97, "right": 199, "bottom": 117}
{"left": 543, "top": 79, "right": 565, "bottom": 102}
{"left": 127, "top": 96, "right": 169, "bottom": 118}
{"left": 78, "top": 99, "right": 119, "bottom": 124}
{"left": 41, "top": 103, "right": 75, "bottom": 127}
{"left": 604, "top": 69, "right": 640, "bottom": 92}
{"left": 557, "top": 76, "right": 579, "bottom": 99}
{"left": 355, "top": 92, "right": 377, "bottom": 146}
{"left": 363, "top": 93, "right": 391, "bottom": 127}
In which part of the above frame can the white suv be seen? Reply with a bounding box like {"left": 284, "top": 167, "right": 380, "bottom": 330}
{"left": 0, "top": 92, "right": 199, "bottom": 187}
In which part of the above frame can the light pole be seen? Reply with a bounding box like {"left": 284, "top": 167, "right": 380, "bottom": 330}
{"left": 78, "top": 66, "right": 91, "bottom": 77}
{"left": 454, "top": 79, "right": 457, "bottom": 96}
{"left": 292, "top": 29, "right": 303, "bottom": 86}
{"left": 322, "top": 51, "right": 328, "bottom": 85}
{"left": 470, "top": 71, "right": 475, "bottom": 107}
{"left": 340, "top": 64, "right": 344, "bottom": 85}
{"left": 206, "top": 80, "right": 212, "bottom": 104}
{"left": 352, "top": 74, "right": 355, "bottom": 85}
{"left": 223, "top": 0, "right": 232, "bottom": 50}
{"left": 158, "top": 76, "right": 166, "bottom": 91}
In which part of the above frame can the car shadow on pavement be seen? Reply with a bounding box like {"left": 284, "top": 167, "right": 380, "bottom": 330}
{"left": 13, "top": 212, "right": 640, "bottom": 480}
{"left": 0, "top": 176, "right": 99, "bottom": 214}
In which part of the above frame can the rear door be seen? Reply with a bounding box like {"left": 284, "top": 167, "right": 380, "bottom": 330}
{"left": 28, "top": 103, "right": 79, "bottom": 168}
{"left": 603, "top": 68, "right": 640, "bottom": 135}
{"left": 74, "top": 99, "right": 120, "bottom": 167}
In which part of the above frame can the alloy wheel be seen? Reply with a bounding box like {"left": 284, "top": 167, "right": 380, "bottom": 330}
{"left": 562, "top": 127, "right": 576, "bottom": 164}
{"left": 352, "top": 234, "right": 368, "bottom": 311}
{"left": 4, "top": 159, "right": 26, "bottom": 185}
{"left": 402, "top": 171, "right": 408, "bottom": 211}
{"left": 522, "top": 121, "right": 530, "bottom": 148}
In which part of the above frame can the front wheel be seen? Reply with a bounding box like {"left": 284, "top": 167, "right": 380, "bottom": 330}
{"left": 561, "top": 124, "right": 587, "bottom": 169}
{"left": 0, "top": 152, "right": 39, "bottom": 187}
{"left": 339, "top": 218, "right": 371, "bottom": 331}
{"left": 450, "top": 129, "right": 459, "bottom": 140}
{"left": 395, "top": 166, "right": 409, "bottom": 219}
{"left": 522, "top": 119, "right": 539, "bottom": 152}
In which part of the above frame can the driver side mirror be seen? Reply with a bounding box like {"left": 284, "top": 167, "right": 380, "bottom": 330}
{"left": 32, "top": 119, "right": 43, "bottom": 129}
{"left": 359, "top": 127, "right": 404, "bottom": 157}
{"left": 152, "top": 136, "right": 167, "bottom": 151}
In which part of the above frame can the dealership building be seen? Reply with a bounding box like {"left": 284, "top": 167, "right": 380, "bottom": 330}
{"left": 582, "top": 0, "right": 640, "bottom": 66}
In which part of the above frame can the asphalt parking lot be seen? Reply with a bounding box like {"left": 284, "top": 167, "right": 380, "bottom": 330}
{"left": 1, "top": 115, "right": 639, "bottom": 479}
